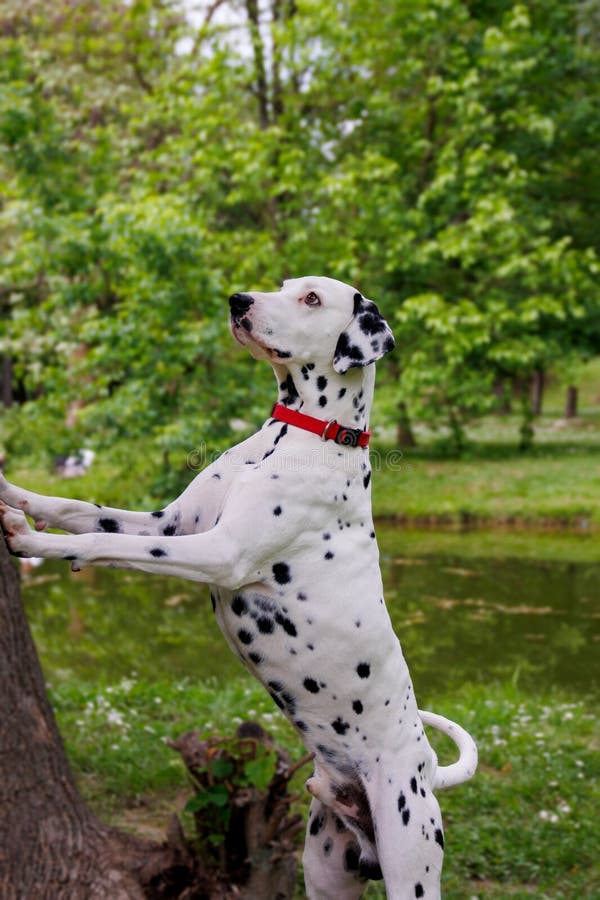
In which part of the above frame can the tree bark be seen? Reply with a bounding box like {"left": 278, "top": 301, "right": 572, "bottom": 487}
{"left": 245, "top": 0, "right": 270, "bottom": 129}
{"left": 565, "top": 385, "right": 578, "bottom": 419}
{"left": 0, "top": 533, "right": 186, "bottom": 899}
{"left": 530, "top": 369, "right": 545, "bottom": 417}
{"left": 396, "top": 401, "right": 417, "bottom": 448}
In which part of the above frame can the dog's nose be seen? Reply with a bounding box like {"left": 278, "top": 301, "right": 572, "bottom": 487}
{"left": 229, "top": 293, "right": 254, "bottom": 317}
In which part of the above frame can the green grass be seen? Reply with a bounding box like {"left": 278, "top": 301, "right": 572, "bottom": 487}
{"left": 372, "top": 442, "right": 600, "bottom": 527}
{"left": 51, "top": 676, "right": 599, "bottom": 898}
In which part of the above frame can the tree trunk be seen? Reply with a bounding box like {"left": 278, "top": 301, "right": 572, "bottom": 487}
{"left": 396, "top": 401, "right": 417, "bottom": 448}
{"left": 245, "top": 0, "right": 270, "bottom": 129}
{"left": 530, "top": 369, "right": 545, "bottom": 417}
{"left": 565, "top": 385, "right": 578, "bottom": 419}
{"left": 0, "top": 533, "right": 187, "bottom": 899}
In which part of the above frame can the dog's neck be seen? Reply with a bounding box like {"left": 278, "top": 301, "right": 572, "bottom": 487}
{"left": 271, "top": 362, "right": 375, "bottom": 431}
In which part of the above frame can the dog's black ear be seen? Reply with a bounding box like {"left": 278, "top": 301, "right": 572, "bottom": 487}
{"left": 333, "top": 293, "right": 395, "bottom": 374}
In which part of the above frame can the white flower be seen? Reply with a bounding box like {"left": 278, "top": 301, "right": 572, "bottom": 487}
{"left": 106, "top": 709, "right": 125, "bottom": 726}
{"left": 539, "top": 810, "right": 558, "bottom": 823}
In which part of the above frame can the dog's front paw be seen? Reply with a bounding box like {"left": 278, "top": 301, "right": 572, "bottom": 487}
{"left": 0, "top": 501, "right": 37, "bottom": 557}
{"left": 0, "top": 475, "right": 29, "bottom": 512}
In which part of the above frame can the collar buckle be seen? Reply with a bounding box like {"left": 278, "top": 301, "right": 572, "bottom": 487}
{"left": 333, "top": 425, "right": 363, "bottom": 448}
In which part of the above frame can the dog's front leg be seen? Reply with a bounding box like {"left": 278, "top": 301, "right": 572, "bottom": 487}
{"left": 0, "top": 504, "right": 250, "bottom": 588}
{"left": 0, "top": 474, "right": 188, "bottom": 537}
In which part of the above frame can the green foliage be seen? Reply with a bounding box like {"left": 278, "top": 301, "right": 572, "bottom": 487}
{"left": 0, "top": 0, "right": 598, "bottom": 471}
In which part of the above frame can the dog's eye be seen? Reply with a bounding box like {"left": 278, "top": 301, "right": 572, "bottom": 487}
{"left": 304, "top": 292, "right": 321, "bottom": 307}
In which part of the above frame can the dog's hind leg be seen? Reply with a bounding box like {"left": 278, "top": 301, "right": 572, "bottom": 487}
{"left": 303, "top": 798, "right": 366, "bottom": 900}
{"left": 370, "top": 755, "right": 444, "bottom": 900}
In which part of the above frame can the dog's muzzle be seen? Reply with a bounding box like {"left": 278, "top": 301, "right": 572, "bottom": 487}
{"left": 229, "top": 293, "right": 254, "bottom": 319}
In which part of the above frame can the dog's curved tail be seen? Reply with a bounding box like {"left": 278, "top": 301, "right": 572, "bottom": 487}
{"left": 418, "top": 709, "right": 478, "bottom": 790}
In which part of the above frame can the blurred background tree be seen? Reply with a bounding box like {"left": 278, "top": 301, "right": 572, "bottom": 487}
{"left": 0, "top": 0, "right": 598, "bottom": 483}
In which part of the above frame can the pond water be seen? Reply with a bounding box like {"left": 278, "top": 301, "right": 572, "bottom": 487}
{"left": 22, "top": 529, "right": 599, "bottom": 698}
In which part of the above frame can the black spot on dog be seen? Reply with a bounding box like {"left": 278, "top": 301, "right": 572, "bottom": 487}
{"left": 237, "top": 629, "right": 253, "bottom": 645}
{"left": 273, "top": 424, "right": 288, "bottom": 445}
{"left": 273, "top": 562, "right": 291, "bottom": 584}
{"left": 322, "top": 533, "right": 331, "bottom": 540}
{"left": 275, "top": 612, "right": 297, "bottom": 637}
{"left": 359, "top": 309, "right": 388, "bottom": 335}
{"left": 359, "top": 859, "right": 383, "bottom": 881}
{"left": 297, "top": 591, "right": 307, "bottom": 601}
{"left": 273, "top": 505, "right": 282, "bottom": 516}
{"left": 212, "top": 473, "right": 221, "bottom": 480}
{"left": 151, "top": 510, "right": 165, "bottom": 518}
{"left": 248, "top": 651, "right": 263, "bottom": 665}
{"left": 402, "top": 809, "right": 411, "bottom": 826}
{"left": 231, "top": 595, "right": 247, "bottom": 616}
{"left": 269, "top": 691, "right": 284, "bottom": 709}
{"left": 352, "top": 700, "right": 363, "bottom": 714}
{"left": 435, "top": 828, "right": 444, "bottom": 849}
{"left": 257, "top": 616, "right": 274, "bottom": 634}
{"left": 323, "top": 837, "right": 333, "bottom": 856}
{"left": 303, "top": 677, "right": 320, "bottom": 693}
{"left": 317, "top": 375, "right": 328, "bottom": 391}
{"left": 64, "top": 555, "right": 77, "bottom": 561}
{"left": 411, "top": 776, "right": 418, "bottom": 794}
{"left": 332, "top": 717, "right": 350, "bottom": 735}
{"left": 162, "top": 523, "right": 177, "bottom": 535}
{"left": 309, "top": 813, "right": 325, "bottom": 836}
{"left": 415, "top": 884, "right": 424, "bottom": 898}
{"left": 98, "top": 518, "right": 120, "bottom": 533}
{"left": 338, "top": 387, "right": 346, "bottom": 399}
{"left": 398, "top": 791, "right": 406, "bottom": 811}
{"left": 335, "top": 332, "right": 365, "bottom": 364}
{"left": 324, "top": 551, "right": 334, "bottom": 560}
{"left": 357, "top": 662, "right": 371, "bottom": 678}
{"left": 318, "top": 395, "right": 327, "bottom": 407}
{"left": 295, "top": 719, "right": 308, "bottom": 732}
{"left": 344, "top": 844, "right": 360, "bottom": 872}
{"left": 149, "top": 547, "right": 167, "bottom": 557}
{"left": 281, "top": 374, "right": 299, "bottom": 406}
{"left": 363, "top": 471, "right": 371, "bottom": 489}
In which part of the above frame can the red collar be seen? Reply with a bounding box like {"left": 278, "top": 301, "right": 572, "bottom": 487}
{"left": 271, "top": 403, "right": 370, "bottom": 448}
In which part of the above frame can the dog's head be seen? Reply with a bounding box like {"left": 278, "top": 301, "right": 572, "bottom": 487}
{"left": 229, "top": 276, "right": 395, "bottom": 374}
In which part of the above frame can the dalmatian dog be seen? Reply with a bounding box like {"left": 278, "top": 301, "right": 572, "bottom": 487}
{"left": 0, "top": 276, "right": 477, "bottom": 899}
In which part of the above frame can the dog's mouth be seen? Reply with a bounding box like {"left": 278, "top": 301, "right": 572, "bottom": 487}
{"left": 229, "top": 317, "right": 290, "bottom": 361}
{"left": 230, "top": 317, "right": 274, "bottom": 359}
